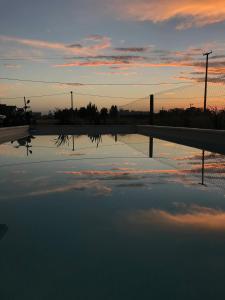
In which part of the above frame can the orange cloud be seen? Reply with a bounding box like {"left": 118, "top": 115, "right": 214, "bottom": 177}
{"left": 116, "top": 0, "right": 225, "bottom": 29}
{"left": 54, "top": 59, "right": 191, "bottom": 68}
{"left": 95, "top": 71, "right": 137, "bottom": 76}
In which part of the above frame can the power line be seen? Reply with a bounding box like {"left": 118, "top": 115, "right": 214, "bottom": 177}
{"left": 0, "top": 77, "right": 194, "bottom": 86}
{"left": 0, "top": 92, "right": 148, "bottom": 101}
{"left": 0, "top": 77, "right": 83, "bottom": 86}
{"left": 0, "top": 92, "right": 68, "bottom": 100}
{"left": 155, "top": 83, "right": 200, "bottom": 96}
{"left": 74, "top": 92, "right": 147, "bottom": 100}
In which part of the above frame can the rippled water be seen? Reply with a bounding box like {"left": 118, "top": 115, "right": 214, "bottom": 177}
{"left": 0, "top": 134, "right": 225, "bottom": 299}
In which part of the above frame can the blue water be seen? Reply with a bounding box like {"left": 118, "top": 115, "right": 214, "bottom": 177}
{"left": 0, "top": 134, "right": 225, "bottom": 299}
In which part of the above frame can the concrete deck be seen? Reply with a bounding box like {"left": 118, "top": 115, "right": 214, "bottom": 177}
{"left": 0, "top": 126, "right": 29, "bottom": 144}
{"left": 137, "top": 125, "right": 225, "bottom": 155}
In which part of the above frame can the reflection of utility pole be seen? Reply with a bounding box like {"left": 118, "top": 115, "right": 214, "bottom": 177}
{"left": 72, "top": 135, "right": 75, "bottom": 151}
{"left": 149, "top": 137, "right": 154, "bottom": 158}
{"left": 25, "top": 139, "right": 32, "bottom": 156}
{"left": 201, "top": 149, "right": 205, "bottom": 186}
{"left": 203, "top": 51, "right": 212, "bottom": 112}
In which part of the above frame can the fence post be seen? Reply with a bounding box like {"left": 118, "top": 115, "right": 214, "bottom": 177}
{"left": 149, "top": 94, "right": 154, "bottom": 125}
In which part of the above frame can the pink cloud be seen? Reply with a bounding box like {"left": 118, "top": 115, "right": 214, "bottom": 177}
{"left": 115, "top": 0, "right": 225, "bottom": 29}
{"left": 0, "top": 34, "right": 111, "bottom": 56}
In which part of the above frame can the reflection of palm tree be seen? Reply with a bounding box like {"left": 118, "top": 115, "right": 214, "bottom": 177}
{"left": 54, "top": 135, "right": 71, "bottom": 147}
{"left": 55, "top": 135, "right": 76, "bottom": 151}
{"left": 0, "top": 224, "right": 8, "bottom": 241}
{"left": 11, "top": 136, "right": 35, "bottom": 156}
{"left": 88, "top": 134, "right": 102, "bottom": 148}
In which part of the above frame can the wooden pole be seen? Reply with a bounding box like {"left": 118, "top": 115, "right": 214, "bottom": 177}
{"left": 70, "top": 91, "right": 74, "bottom": 110}
{"left": 149, "top": 94, "right": 154, "bottom": 125}
{"left": 203, "top": 51, "right": 212, "bottom": 112}
{"left": 24, "top": 97, "right": 27, "bottom": 112}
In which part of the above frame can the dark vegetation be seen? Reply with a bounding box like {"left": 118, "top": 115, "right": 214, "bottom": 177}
{"left": 154, "top": 107, "right": 225, "bottom": 129}
{"left": 52, "top": 103, "right": 225, "bottom": 129}
{"left": 1, "top": 101, "right": 225, "bottom": 129}
{"left": 53, "top": 103, "right": 119, "bottom": 124}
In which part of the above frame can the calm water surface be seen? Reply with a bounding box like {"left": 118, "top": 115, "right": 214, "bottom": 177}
{"left": 0, "top": 134, "right": 225, "bottom": 299}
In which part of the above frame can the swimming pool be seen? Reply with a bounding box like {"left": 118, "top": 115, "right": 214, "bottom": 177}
{"left": 0, "top": 134, "right": 225, "bottom": 299}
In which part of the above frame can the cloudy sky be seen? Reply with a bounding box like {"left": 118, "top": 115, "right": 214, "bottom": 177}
{"left": 1, "top": 0, "right": 225, "bottom": 111}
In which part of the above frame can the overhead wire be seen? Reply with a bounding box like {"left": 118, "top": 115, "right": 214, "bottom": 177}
{"left": 0, "top": 77, "right": 194, "bottom": 86}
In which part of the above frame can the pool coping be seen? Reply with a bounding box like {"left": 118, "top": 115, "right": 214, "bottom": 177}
{"left": 0, "top": 126, "right": 29, "bottom": 144}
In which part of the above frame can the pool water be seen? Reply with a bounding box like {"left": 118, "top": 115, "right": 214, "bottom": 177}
{"left": 0, "top": 134, "right": 225, "bottom": 299}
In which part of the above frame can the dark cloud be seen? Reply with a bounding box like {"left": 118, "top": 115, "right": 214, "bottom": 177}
{"left": 114, "top": 47, "right": 149, "bottom": 53}
{"left": 67, "top": 43, "right": 83, "bottom": 49}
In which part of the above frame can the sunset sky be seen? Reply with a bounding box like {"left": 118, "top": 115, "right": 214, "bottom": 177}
{"left": 1, "top": 0, "right": 225, "bottom": 112}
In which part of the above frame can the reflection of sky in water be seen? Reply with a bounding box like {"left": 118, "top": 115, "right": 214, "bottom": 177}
{"left": 0, "top": 134, "right": 225, "bottom": 299}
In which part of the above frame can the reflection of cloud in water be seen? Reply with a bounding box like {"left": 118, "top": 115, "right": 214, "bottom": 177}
{"left": 60, "top": 169, "right": 189, "bottom": 185}
{"left": 68, "top": 153, "right": 85, "bottom": 156}
{"left": 56, "top": 150, "right": 85, "bottom": 157}
{"left": 115, "top": 183, "right": 147, "bottom": 188}
{"left": 126, "top": 205, "right": 225, "bottom": 232}
{"left": 96, "top": 162, "right": 137, "bottom": 167}
{"left": 175, "top": 153, "right": 225, "bottom": 162}
{"left": 60, "top": 169, "right": 184, "bottom": 176}
{"left": 10, "top": 175, "right": 50, "bottom": 187}
{"left": 60, "top": 168, "right": 200, "bottom": 188}
{"left": 188, "top": 163, "right": 225, "bottom": 174}
{"left": 24, "top": 180, "right": 112, "bottom": 197}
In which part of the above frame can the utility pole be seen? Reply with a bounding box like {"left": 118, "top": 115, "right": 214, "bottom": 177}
{"left": 24, "top": 97, "right": 27, "bottom": 112}
{"left": 23, "top": 97, "right": 30, "bottom": 112}
{"left": 149, "top": 94, "right": 154, "bottom": 125}
{"left": 70, "top": 91, "right": 74, "bottom": 110}
{"left": 203, "top": 51, "right": 212, "bottom": 112}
